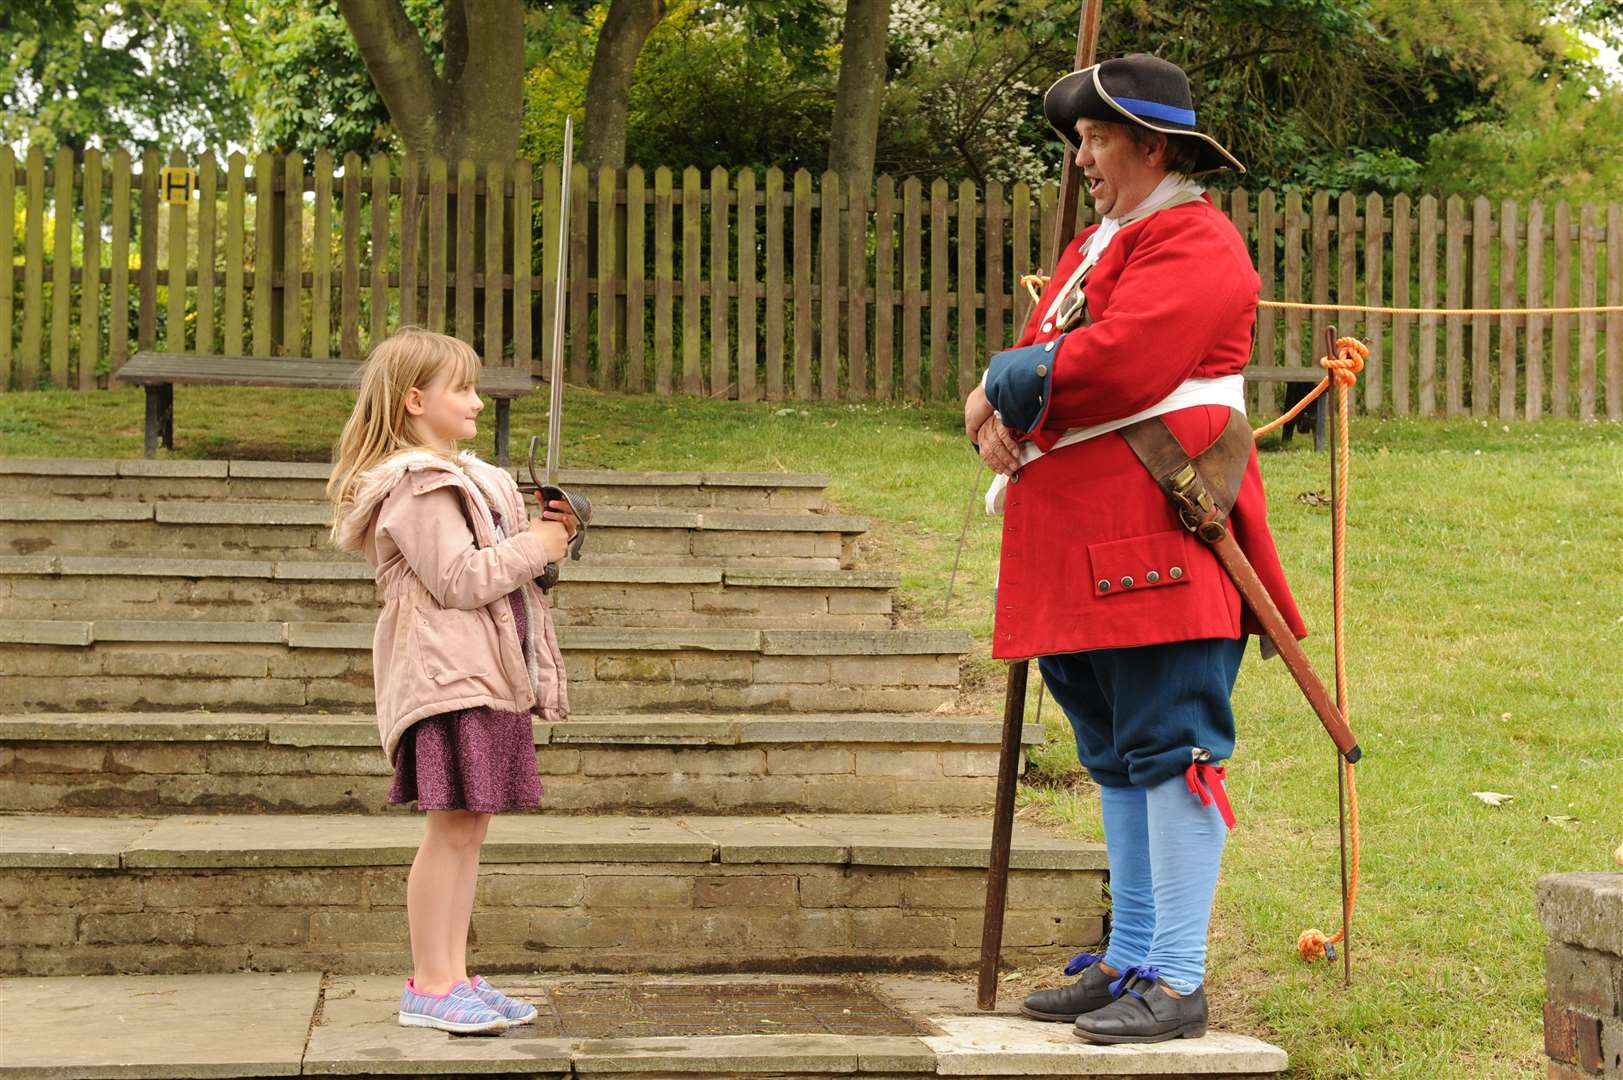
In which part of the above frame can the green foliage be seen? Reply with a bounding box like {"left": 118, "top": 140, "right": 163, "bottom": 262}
{"left": 250, "top": 0, "right": 447, "bottom": 158}
{"left": 0, "top": 0, "right": 257, "bottom": 152}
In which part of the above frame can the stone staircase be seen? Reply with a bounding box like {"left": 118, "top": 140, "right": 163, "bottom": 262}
{"left": 0, "top": 457, "right": 1105, "bottom": 974}
{"left": 0, "top": 456, "right": 1288, "bottom": 1078}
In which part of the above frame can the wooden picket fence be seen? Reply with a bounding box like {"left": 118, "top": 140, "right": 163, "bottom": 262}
{"left": 4, "top": 145, "right": 1621, "bottom": 419}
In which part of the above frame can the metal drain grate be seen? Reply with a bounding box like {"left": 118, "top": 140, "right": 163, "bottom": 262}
{"left": 494, "top": 979, "right": 926, "bottom": 1039}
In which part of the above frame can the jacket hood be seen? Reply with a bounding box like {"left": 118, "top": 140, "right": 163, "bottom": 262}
{"left": 330, "top": 446, "right": 510, "bottom": 555}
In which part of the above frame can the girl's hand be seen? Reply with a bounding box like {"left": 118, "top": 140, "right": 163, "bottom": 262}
{"left": 538, "top": 497, "right": 580, "bottom": 539}
{"left": 527, "top": 515, "right": 571, "bottom": 563}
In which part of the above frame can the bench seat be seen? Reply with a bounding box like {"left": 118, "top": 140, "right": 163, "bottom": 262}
{"left": 119, "top": 353, "right": 535, "bottom": 464}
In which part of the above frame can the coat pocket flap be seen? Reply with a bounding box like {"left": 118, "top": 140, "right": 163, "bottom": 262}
{"left": 1087, "top": 530, "right": 1194, "bottom": 596}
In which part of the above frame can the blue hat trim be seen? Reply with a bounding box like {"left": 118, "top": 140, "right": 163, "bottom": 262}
{"left": 1111, "top": 96, "right": 1196, "bottom": 127}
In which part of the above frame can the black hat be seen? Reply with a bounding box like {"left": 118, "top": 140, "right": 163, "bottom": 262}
{"left": 1043, "top": 54, "right": 1243, "bottom": 175}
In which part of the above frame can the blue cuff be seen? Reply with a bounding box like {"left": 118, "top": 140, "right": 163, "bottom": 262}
{"left": 984, "top": 335, "right": 1060, "bottom": 434}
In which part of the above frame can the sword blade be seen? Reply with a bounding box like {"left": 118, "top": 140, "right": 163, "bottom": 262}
{"left": 545, "top": 116, "right": 573, "bottom": 487}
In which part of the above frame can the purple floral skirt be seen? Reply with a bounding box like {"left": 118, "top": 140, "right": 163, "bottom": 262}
{"left": 388, "top": 517, "right": 544, "bottom": 813}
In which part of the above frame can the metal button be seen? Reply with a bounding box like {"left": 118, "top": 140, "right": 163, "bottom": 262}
{"left": 1120, "top": 576, "right": 1134, "bottom": 589}
{"left": 1097, "top": 579, "right": 1110, "bottom": 592}
{"left": 1146, "top": 571, "right": 1160, "bottom": 584}
{"left": 1042, "top": 321, "right": 1053, "bottom": 332}
{"left": 1169, "top": 566, "right": 1183, "bottom": 579}
{"left": 1036, "top": 364, "right": 1047, "bottom": 377}
{"left": 1044, "top": 340, "right": 1056, "bottom": 352}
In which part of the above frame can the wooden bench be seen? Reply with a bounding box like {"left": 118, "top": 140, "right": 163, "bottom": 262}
{"left": 1246, "top": 365, "right": 1328, "bottom": 451}
{"left": 119, "top": 353, "right": 536, "bottom": 465}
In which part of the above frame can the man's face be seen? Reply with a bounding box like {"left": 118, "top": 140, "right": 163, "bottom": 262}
{"left": 1073, "top": 118, "right": 1166, "bottom": 218}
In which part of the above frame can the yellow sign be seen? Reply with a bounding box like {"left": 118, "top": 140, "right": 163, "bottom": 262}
{"left": 160, "top": 165, "right": 195, "bottom": 206}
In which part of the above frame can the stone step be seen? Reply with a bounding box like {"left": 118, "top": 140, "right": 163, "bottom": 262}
{"left": 0, "top": 497, "right": 868, "bottom": 570}
{"left": 0, "top": 555, "right": 901, "bottom": 629}
{"left": 0, "top": 457, "right": 832, "bottom": 511}
{"left": 0, "top": 812, "right": 1109, "bottom": 978}
{"left": 1, "top": 621, "right": 973, "bottom": 714}
{"left": 1, "top": 711, "right": 1043, "bottom": 816}
{"left": 0, "top": 971, "right": 1289, "bottom": 1079}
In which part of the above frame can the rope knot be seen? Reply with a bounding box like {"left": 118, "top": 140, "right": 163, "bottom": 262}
{"left": 1319, "top": 337, "right": 1368, "bottom": 387}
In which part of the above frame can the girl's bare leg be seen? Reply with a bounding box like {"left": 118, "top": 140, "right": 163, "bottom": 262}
{"left": 407, "top": 809, "right": 482, "bottom": 994}
{"left": 447, "top": 812, "right": 493, "bottom": 984}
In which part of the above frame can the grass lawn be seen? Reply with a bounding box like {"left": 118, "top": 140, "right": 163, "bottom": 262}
{"left": 3, "top": 384, "right": 1621, "bottom": 1078}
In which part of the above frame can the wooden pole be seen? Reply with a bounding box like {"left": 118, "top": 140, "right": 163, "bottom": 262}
{"left": 976, "top": 0, "right": 1104, "bottom": 1012}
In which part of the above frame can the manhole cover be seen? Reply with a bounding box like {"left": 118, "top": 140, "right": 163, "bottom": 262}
{"left": 494, "top": 979, "right": 927, "bottom": 1039}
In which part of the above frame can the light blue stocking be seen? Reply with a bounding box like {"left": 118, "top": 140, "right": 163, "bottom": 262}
{"left": 1097, "top": 783, "right": 1153, "bottom": 974}
{"left": 1142, "top": 770, "right": 1229, "bottom": 993}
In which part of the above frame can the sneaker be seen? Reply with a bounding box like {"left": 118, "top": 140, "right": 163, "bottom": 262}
{"left": 398, "top": 977, "right": 510, "bottom": 1034}
{"left": 1019, "top": 950, "right": 1117, "bottom": 1022}
{"left": 468, "top": 974, "right": 539, "bottom": 1025}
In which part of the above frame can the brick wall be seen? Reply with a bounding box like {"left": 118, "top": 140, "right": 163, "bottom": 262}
{"left": 1537, "top": 872, "right": 1623, "bottom": 1078}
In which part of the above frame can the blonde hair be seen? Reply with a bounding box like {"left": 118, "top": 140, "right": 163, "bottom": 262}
{"left": 325, "top": 326, "right": 482, "bottom": 524}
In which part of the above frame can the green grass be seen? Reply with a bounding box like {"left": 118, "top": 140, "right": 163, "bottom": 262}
{"left": 4, "top": 385, "right": 1621, "bottom": 1078}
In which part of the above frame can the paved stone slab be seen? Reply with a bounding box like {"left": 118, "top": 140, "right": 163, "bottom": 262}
{"left": 785, "top": 815, "right": 1109, "bottom": 871}
{"left": 0, "top": 619, "right": 92, "bottom": 645}
{"left": 0, "top": 498, "right": 152, "bottom": 521}
{"left": 738, "top": 716, "right": 1043, "bottom": 746}
{"left": 557, "top": 564, "right": 724, "bottom": 584}
{"left": 590, "top": 508, "right": 704, "bottom": 529}
{"left": 560, "top": 626, "right": 764, "bottom": 652}
{"left": 287, "top": 621, "right": 371, "bottom": 649}
{"left": 0, "top": 712, "right": 269, "bottom": 742}
{"left": 724, "top": 569, "right": 899, "bottom": 589}
{"left": 0, "top": 457, "right": 118, "bottom": 476}
{"left": 154, "top": 500, "right": 329, "bottom": 525}
{"left": 0, "top": 815, "right": 155, "bottom": 868}
{"left": 117, "top": 459, "right": 231, "bottom": 478}
{"left": 0, "top": 971, "right": 321, "bottom": 1078}
{"left": 572, "top": 1032, "right": 928, "bottom": 1073}
{"left": 94, "top": 619, "right": 287, "bottom": 644}
{"left": 702, "top": 471, "right": 829, "bottom": 488}
{"left": 228, "top": 460, "right": 330, "bottom": 479}
{"left": 761, "top": 629, "right": 974, "bottom": 656}
{"left": 697, "top": 511, "right": 867, "bottom": 534}
{"left": 55, "top": 556, "right": 278, "bottom": 578}
{"left": 114, "top": 814, "right": 717, "bottom": 868}
{"left": 921, "top": 1018, "right": 1286, "bottom": 1076}
{"left": 677, "top": 815, "right": 850, "bottom": 864}
{"left": 548, "top": 717, "right": 741, "bottom": 745}
{"left": 305, "top": 974, "right": 575, "bottom": 1076}
{"left": 274, "top": 560, "right": 372, "bottom": 580}
{"left": 0, "top": 555, "right": 58, "bottom": 574}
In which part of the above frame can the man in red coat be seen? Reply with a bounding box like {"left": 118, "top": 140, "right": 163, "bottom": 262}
{"left": 963, "top": 54, "right": 1307, "bottom": 1045}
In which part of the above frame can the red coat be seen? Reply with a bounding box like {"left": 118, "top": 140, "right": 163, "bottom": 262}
{"left": 985, "top": 194, "right": 1307, "bottom": 661}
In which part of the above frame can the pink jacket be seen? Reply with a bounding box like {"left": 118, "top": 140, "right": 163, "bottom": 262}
{"left": 330, "top": 447, "right": 569, "bottom": 765}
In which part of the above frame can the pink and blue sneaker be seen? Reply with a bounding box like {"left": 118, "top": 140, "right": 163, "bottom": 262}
{"left": 468, "top": 974, "right": 539, "bottom": 1025}
{"left": 397, "top": 976, "right": 510, "bottom": 1034}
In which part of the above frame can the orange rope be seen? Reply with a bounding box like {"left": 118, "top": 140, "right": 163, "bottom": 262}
{"left": 1290, "top": 338, "right": 1365, "bottom": 966}
{"left": 1260, "top": 299, "right": 1623, "bottom": 316}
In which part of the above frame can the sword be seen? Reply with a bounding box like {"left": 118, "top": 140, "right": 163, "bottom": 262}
{"left": 528, "top": 115, "right": 592, "bottom": 592}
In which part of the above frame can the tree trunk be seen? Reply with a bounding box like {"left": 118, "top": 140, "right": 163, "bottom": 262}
{"left": 337, "top": 0, "right": 524, "bottom": 162}
{"left": 827, "top": 0, "right": 891, "bottom": 193}
{"left": 582, "top": 0, "right": 665, "bottom": 172}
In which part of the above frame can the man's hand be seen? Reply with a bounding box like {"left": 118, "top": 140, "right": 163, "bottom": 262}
{"left": 964, "top": 383, "right": 995, "bottom": 444}
{"left": 976, "top": 413, "right": 1021, "bottom": 477}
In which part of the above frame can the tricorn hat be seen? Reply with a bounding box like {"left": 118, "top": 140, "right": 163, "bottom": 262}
{"left": 1043, "top": 53, "right": 1243, "bottom": 175}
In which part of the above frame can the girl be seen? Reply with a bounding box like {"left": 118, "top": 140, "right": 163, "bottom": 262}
{"left": 328, "top": 326, "right": 579, "bottom": 1035}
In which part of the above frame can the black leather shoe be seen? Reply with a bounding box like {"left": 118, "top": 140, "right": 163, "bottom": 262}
{"left": 1019, "top": 950, "right": 1117, "bottom": 1022}
{"left": 1072, "top": 965, "right": 1207, "bottom": 1044}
